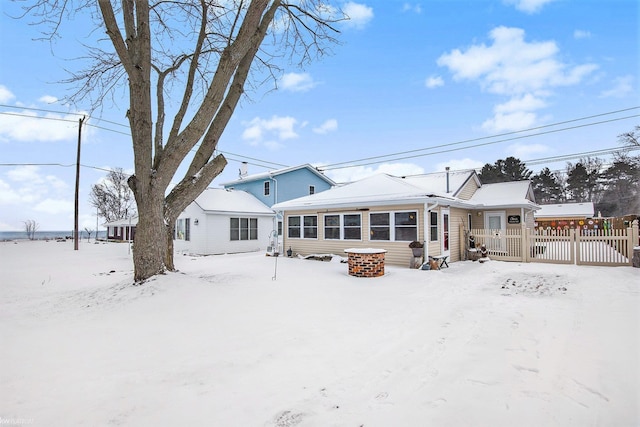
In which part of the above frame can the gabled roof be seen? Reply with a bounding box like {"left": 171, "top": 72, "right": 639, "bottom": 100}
{"left": 403, "top": 169, "right": 480, "bottom": 198}
{"left": 103, "top": 217, "right": 138, "bottom": 227}
{"left": 194, "top": 188, "right": 274, "bottom": 215}
{"left": 534, "top": 202, "right": 594, "bottom": 218}
{"left": 272, "top": 170, "right": 537, "bottom": 212}
{"left": 468, "top": 180, "right": 538, "bottom": 209}
{"left": 273, "top": 173, "right": 436, "bottom": 210}
{"left": 220, "top": 163, "right": 336, "bottom": 186}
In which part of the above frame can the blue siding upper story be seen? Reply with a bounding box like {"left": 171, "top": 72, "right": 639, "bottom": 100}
{"left": 222, "top": 167, "right": 333, "bottom": 207}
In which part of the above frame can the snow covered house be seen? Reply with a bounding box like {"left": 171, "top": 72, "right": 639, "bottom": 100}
{"left": 272, "top": 169, "right": 539, "bottom": 266}
{"left": 533, "top": 202, "right": 606, "bottom": 231}
{"left": 220, "top": 163, "right": 336, "bottom": 207}
{"left": 174, "top": 188, "right": 275, "bottom": 255}
{"left": 220, "top": 163, "right": 336, "bottom": 252}
{"left": 104, "top": 217, "right": 137, "bottom": 241}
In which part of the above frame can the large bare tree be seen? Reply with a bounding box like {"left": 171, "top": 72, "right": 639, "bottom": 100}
{"left": 90, "top": 167, "right": 136, "bottom": 222}
{"left": 23, "top": 1, "right": 343, "bottom": 281}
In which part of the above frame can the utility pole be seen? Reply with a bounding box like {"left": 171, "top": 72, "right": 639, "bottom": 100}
{"left": 74, "top": 116, "right": 86, "bottom": 251}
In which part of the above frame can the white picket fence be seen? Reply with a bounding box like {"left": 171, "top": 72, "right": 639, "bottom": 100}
{"left": 465, "top": 221, "right": 639, "bottom": 266}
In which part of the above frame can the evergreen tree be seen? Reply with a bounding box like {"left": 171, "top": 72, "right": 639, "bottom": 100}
{"left": 532, "top": 167, "right": 563, "bottom": 204}
{"left": 565, "top": 158, "right": 603, "bottom": 203}
{"left": 479, "top": 157, "right": 532, "bottom": 183}
{"left": 597, "top": 154, "right": 640, "bottom": 216}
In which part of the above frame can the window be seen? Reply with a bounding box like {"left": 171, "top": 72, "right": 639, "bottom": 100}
{"left": 175, "top": 218, "right": 190, "bottom": 241}
{"left": 324, "top": 214, "right": 361, "bottom": 240}
{"left": 370, "top": 213, "right": 390, "bottom": 240}
{"left": 430, "top": 211, "right": 438, "bottom": 242}
{"left": 343, "top": 214, "right": 361, "bottom": 240}
{"left": 303, "top": 215, "right": 318, "bottom": 238}
{"left": 230, "top": 217, "right": 258, "bottom": 241}
{"left": 309, "top": 185, "right": 315, "bottom": 195}
{"left": 264, "top": 181, "right": 270, "bottom": 196}
{"left": 324, "top": 215, "right": 340, "bottom": 239}
{"left": 287, "top": 216, "right": 301, "bottom": 238}
{"left": 288, "top": 215, "right": 318, "bottom": 239}
{"left": 394, "top": 211, "right": 417, "bottom": 241}
{"left": 369, "top": 211, "right": 417, "bottom": 241}
{"left": 277, "top": 221, "right": 283, "bottom": 236}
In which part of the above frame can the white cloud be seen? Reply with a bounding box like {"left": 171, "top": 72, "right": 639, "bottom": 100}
{"left": 573, "top": 30, "right": 591, "bottom": 40}
{"left": 0, "top": 109, "right": 85, "bottom": 143}
{"left": 507, "top": 143, "right": 550, "bottom": 159}
{"left": 481, "top": 111, "right": 538, "bottom": 133}
{"left": 0, "top": 85, "right": 15, "bottom": 103}
{"left": 7, "top": 165, "right": 42, "bottom": 183}
{"left": 33, "top": 198, "right": 73, "bottom": 215}
{"left": 241, "top": 116, "right": 298, "bottom": 147}
{"left": 402, "top": 3, "right": 422, "bottom": 13}
{"left": 280, "top": 73, "right": 317, "bottom": 92}
{"left": 438, "top": 26, "right": 598, "bottom": 132}
{"left": 0, "top": 179, "right": 22, "bottom": 204}
{"left": 434, "top": 158, "right": 485, "bottom": 172}
{"left": 38, "top": 95, "right": 59, "bottom": 104}
{"left": 493, "top": 94, "right": 547, "bottom": 114}
{"left": 600, "top": 75, "right": 634, "bottom": 98}
{"left": 313, "top": 119, "right": 338, "bottom": 134}
{"left": 343, "top": 2, "right": 374, "bottom": 29}
{"left": 425, "top": 75, "right": 444, "bottom": 89}
{"left": 325, "top": 162, "right": 424, "bottom": 183}
{"left": 503, "top": 0, "right": 558, "bottom": 14}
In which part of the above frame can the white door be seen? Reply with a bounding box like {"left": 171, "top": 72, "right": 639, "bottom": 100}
{"left": 484, "top": 211, "right": 506, "bottom": 253}
{"left": 441, "top": 209, "right": 450, "bottom": 257}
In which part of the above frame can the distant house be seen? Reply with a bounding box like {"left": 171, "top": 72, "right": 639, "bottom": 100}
{"left": 220, "top": 163, "right": 335, "bottom": 206}
{"left": 534, "top": 202, "right": 599, "bottom": 231}
{"left": 272, "top": 169, "right": 538, "bottom": 266}
{"left": 104, "top": 217, "right": 137, "bottom": 241}
{"left": 174, "top": 188, "right": 275, "bottom": 255}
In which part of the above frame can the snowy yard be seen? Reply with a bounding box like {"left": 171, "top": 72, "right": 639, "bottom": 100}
{"left": 1, "top": 240, "right": 638, "bottom": 426}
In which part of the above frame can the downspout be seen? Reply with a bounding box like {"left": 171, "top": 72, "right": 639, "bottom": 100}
{"left": 271, "top": 175, "right": 280, "bottom": 252}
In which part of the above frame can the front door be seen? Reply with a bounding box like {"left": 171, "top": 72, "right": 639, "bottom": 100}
{"left": 484, "top": 211, "right": 506, "bottom": 253}
{"left": 441, "top": 209, "right": 450, "bottom": 257}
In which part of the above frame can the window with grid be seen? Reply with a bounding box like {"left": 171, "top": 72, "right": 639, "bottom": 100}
{"left": 230, "top": 217, "right": 258, "bottom": 241}
{"left": 430, "top": 211, "right": 438, "bottom": 242}
{"left": 303, "top": 215, "right": 318, "bottom": 238}
{"left": 394, "top": 211, "right": 417, "bottom": 241}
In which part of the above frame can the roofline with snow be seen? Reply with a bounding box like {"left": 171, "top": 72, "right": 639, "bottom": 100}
{"left": 220, "top": 163, "right": 336, "bottom": 186}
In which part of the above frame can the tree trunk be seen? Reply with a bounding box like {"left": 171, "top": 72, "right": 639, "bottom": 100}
{"left": 165, "top": 220, "right": 176, "bottom": 272}
{"left": 132, "top": 189, "right": 167, "bottom": 282}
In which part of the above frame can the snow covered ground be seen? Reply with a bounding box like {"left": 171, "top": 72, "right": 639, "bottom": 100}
{"left": 1, "top": 240, "right": 638, "bottom": 426}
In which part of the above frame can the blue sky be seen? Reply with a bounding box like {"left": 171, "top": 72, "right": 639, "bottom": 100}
{"left": 0, "top": 0, "right": 638, "bottom": 231}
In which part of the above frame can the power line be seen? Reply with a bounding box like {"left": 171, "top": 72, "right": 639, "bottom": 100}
{"left": 322, "top": 114, "right": 639, "bottom": 170}
{"left": 0, "top": 103, "right": 129, "bottom": 128}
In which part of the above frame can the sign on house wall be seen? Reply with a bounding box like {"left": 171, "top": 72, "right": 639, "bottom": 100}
{"left": 507, "top": 215, "right": 521, "bottom": 224}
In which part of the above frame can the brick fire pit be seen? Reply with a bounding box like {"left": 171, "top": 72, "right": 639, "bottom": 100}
{"left": 344, "top": 248, "right": 387, "bottom": 278}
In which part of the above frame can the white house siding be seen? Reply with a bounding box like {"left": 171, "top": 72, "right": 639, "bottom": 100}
{"left": 175, "top": 203, "right": 274, "bottom": 255}
{"left": 282, "top": 204, "right": 428, "bottom": 267}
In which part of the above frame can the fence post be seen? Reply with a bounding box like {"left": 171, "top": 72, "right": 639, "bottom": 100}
{"left": 522, "top": 224, "right": 528, "bottom": 262}
{"left": 631, "top": 220, "right": 639, "bottom": 267}
{"left": 571, "top": 228, "right": 577, "bottom": 265}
